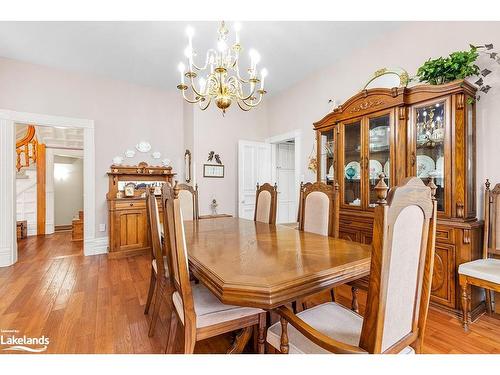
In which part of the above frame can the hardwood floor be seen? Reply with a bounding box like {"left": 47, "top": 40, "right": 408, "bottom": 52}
{"left": 0, "top": 232, "right": 499, "bottom": 354}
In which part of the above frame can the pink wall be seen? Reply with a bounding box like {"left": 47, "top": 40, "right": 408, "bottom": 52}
{"left": 267, "top": 21, "right": 500, "bottom": 216}
{"left": 192, "top": 103, "right": 268, "bottom": 216}
{"left": 0, "top": 57, "right": 184, "bottom": 238}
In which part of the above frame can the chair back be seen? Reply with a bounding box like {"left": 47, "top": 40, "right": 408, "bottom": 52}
{"left": 359, "top": 177, "right": 436, "bottom": 354}
{"left": 297, "top": 182, "right": 312, "bottom": 223}
{"left": 483, "top": 180, "right": 500, "bottom": 258}
{"left": 299, "top": 181, "right": 339, "bottom": 237}
{"left": 162, "top": 181, "right": 197, "bottom": 332}
{"left": 145, "top": 188, "right": 167, "bottom": 279}
{"left": 254, "top": 183, "right": 278, "bottom": 224}
{"left": 177, "top": 183, "right": 199, "bottom": 221}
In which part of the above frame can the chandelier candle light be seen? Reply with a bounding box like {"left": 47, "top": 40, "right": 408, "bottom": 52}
{"left": 177, "top": 21, "right": 268, "bottom": 115}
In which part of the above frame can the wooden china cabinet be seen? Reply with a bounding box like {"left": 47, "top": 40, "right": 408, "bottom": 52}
{"left": 107, "top": 162, "right": 175, "bottom": 259}
{"left": 314, "top": 80, "right": 484, "bottom": 318}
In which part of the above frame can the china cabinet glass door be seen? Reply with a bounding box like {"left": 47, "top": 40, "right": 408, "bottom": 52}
{"left": 366, "top": 113, "right": 392, "bottom": 208}
{"left": 342, "top": 120, "right": 362, "bottom": 208}
{"left": 319, "top": 128, "right": 335, "bottom": 185}
{"left": 411, "top": 99, "right": 450, "bottom": 214}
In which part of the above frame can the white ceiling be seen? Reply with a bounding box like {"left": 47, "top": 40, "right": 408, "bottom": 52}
{"left": 0, "top": 21, "right": 403, "bottom": 93}
{"left": 16, "top": 123, "right": 84, "bottom": 150}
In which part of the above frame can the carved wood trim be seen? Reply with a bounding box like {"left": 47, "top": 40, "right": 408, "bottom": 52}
{"left": 456, "top": 93, "right": 465, "bottom": 110}
{"left": 349, "top": 99, "right": 384, "bottom": 113}
{"left": 463, "top": 228, "right": 471, "bottom": 244}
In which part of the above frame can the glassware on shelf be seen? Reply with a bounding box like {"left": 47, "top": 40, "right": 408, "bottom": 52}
{"left": 343, "top": 121, "right": 362, "bottom": 206}
{"left": 320, "top": 129, "right": 334, "bottom": 184}
{"left": 368, "top": 114, "right": 391, "bottom": 206}
{"left": 415, "top": 101, "right": 446, "bottom": 211}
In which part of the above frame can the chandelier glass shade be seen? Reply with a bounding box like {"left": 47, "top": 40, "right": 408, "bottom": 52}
{"left": 177, "top": 21, "right": 267, "bottom": 114}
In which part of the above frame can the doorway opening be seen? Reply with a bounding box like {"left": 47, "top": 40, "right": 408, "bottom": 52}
{"left": 15, "top": 123, "right": 84, "bottom": 255}
{"left": 273, "top": 140, "right": 296, "bottom": 224}
{"left": 0, "top": 109, "right": 96, "bottom": 267}
{"left": 237, "top": 130, "right": 301, "bottom": 223}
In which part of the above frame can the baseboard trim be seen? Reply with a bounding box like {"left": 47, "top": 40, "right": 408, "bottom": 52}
{"left": 0, "top": 247, "right": 17, "bottom": 267}
{"left": 84, "top": 236, "right": 109, "bottom": 256}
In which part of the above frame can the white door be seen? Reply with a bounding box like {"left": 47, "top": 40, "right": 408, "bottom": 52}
{"left": 276, "top": 143, "right": 296, "bottom": 223}
{"left": 238, "top": 140, "right": 272, "bottom": 220}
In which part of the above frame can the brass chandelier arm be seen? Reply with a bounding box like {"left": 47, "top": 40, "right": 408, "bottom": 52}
{"left": 180, "top": 88, "right": 203, "bottom": 104}
{"left": 233, "top": 79, "right": 258, "bottom": 101}
{"left": 234, "top": 64, "right": 253, "bottom": 84}
{"left": 187, "top": 71, "right": 207, "bottom": 98}
{"left": 199, "top": 97, "right": 212, "bottom": 111}
{"left": 240, "top": 91, "right": 265, "bottom": 108}
{"left": 236, "top": 100, "right": 252, "bottom": 111}
{"left": 191, "top": 49, "right": 218, "bottom": 71}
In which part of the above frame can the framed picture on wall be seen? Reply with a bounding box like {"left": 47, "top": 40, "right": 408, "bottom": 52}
{"left": 203, "top": 164, "right": 224, "bottom": 178}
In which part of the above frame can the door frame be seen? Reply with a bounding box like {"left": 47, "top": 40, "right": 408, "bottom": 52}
{"left": 266, "top": 129, "right": 302, "bottom": 223}
{"left": 0, "top": 109, "right": 96, "bottom": 267}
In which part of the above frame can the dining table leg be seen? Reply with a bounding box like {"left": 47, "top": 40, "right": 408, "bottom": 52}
{"left": 226, "top": 326, "right": 253, "bottom": 354}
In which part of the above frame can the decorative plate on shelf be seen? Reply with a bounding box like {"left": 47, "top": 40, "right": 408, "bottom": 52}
{"left": 125, "top": 149, "right": 136, "bottom": 158}
{"left": 383, "top": 160, "right": 390, "bottom": 176}
{"left": 151, "top": 151, "right": 161, "bottom": 159}
{"left": 344, "top": 161, "right": 361, "bottom": 180}
{"left": 112, "top": 156, "right": 123, "bottom": 165}
{"left": 416, "top": 155, "right": 435, "bottom": 178}
{"left": 369, "top": 159, "right": 383, "bottom": 179}
{"left": 136, "top": 141, "right": 151, "bottom": 153}
{"left": 161, "top": 158, "right": 171, "bottom": 167}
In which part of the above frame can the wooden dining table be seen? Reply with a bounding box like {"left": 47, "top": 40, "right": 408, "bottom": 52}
{"left": 183, "top": 217, "right": 371, "bottom": 310}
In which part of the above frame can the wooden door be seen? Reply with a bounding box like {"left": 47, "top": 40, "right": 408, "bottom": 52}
{"left": 114, "top": 209, "right": 148, "bottom": 252}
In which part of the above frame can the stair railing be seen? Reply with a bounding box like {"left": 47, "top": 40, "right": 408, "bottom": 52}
{"left": 16, "top": 125, "right": 37, "bottom": 171}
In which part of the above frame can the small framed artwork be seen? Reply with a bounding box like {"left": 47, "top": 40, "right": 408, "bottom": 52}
{"left": 203, "top": 164, "right": 224, "bottom": 178}
{"left": 124, "top": 182, "right": 136, "bottom": 197}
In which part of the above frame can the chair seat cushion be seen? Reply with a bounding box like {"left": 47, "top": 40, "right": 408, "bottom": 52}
{"left": 172, "top": 284, "right": 263, "bottom": 328}
{"left": 267, "top": 302, "right": 414, "bottom": 354}
{"left": 458, "top": 258, "right": 500, "bottom": 284}
{"left": 152, "top": 257, "right": 169, "bottom": 275}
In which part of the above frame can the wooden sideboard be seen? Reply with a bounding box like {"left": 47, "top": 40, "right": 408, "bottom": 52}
{"left": 107, "top": 162, "right": 175, "bottom": 258}
{"left": 313, "top": 80, "right": 484, "bottom": 319}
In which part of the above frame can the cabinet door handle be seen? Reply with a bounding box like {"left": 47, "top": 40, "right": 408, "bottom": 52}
{"left": 129, "top": 203, "right": 134, "bottom": 207}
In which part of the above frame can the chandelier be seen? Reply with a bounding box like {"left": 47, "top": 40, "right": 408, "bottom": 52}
{"left": 176, "top": 21, "right": 267, "bottom": 114}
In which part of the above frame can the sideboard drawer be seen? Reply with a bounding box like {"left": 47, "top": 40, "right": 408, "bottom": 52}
{"left": 436, "top": 227, "right": 455, "bottom": 244}
{"left": 115, "top": 200, "right": 146, "bottom": 210}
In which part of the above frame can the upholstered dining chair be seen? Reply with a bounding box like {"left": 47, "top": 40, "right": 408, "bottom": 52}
{"left": 144, "top": 187, "right": 171, "bottom": 337}
{"left": 297, "top": 182, "right": 312, "bottom": 224}
{"left": 254, "top": 183, "right": 278, "bottom": 224}
{"left": 295, "top": 182, "right": 339, "bottom": 310}
{"left": 164, "top": 182, "right": 267, "bottom": 354}
{"left": 299, "top": 181, "right": 339, "bottom": 237}
{"left": 459, "top": 179, "right": 500, "bottom": 330}
{"left": 266, "top": 177, "right": 437, "bottom": 354}
{"left": 177, "top": 183, "right": 199, "bottom": 221}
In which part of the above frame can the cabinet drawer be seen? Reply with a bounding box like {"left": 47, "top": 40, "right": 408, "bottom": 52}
{"left": 115, "top": 200, "right": 146, "bottom": 210}
{"left": 436, "top": 226, "right": 455, "bottom": 244}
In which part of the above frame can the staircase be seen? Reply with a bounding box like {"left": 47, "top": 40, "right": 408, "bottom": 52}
{"left": 16, "top": 125, "right": 39, "bottom": 236}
